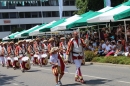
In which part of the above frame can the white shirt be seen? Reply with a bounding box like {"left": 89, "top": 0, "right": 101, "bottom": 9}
{"left": 102, "top": 43, "right": 106, "bottom": 50}
{"left": 105, "top": 45, "right": 111, "bottom": 51}
{"left": 0, "top": 45, "right": 2, "bottom": 55}
{"left": 49, "top": 54, "right": 60, "bottom": 67}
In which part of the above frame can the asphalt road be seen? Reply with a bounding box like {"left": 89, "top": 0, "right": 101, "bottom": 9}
{"left": 0, "top": 63, "right": 130, "bottom": 86}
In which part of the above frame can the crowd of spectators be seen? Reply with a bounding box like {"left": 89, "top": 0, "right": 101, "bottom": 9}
{"left": 83, "top": 24, "right": 130, "bottom": 57}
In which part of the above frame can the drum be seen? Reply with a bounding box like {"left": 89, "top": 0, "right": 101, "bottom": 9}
{"left": 21, "top": 57, "right": 31, "bottom": 71}
{"left": 33, "top": 54, "right": 39, "bottom": 65}
{"left": 41, "top": 54, "right": 48, "bottom": 65}
{"left": 13, "top": 57, "right": 20, "bottom": 68}
{"left": 7, "top": 57, "right": 12, "bottom": 68}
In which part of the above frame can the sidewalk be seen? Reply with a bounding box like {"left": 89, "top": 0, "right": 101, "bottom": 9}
{"left": 85, "top": 62, "right": 130, "bottom": 67}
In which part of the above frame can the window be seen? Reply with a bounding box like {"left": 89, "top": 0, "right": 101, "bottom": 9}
{"left": 0, "top": 26, "right": 3, "bottom": 32}
{"left": 43, "top": 11, "right": 51, "bottom": 17}
{"left": 0, "top": 13, "right": 2, "bottom": 19}
{"left": 24, "top": 2, "right": 30, "bottom": 6}
{"left": 9, "top": 12, "right": 17, "bottom": 18}
{"left": 20, "top": 24, "right": 26, "bottom": 29}
{"left": 2, "top": 13, "right": 9, "bottom": 19}
{"left": 64, "top": 0, "right": 69, "bottom": 6}
{"left": 16, "top": 2, "right": 22, "bottom": 6}
{"left": 70, "top": 11, "right": 74, "bottom": 16}
{"left": 70, "top": 0, "right": 75, "bottom": 5}
{"left": 52, "top": 11, "right": 59, "bottom": 17}
{"left": 3, "top": 25, "right": 11, "bottom": 31}
{"left": 10, "top": 25, "right": 18, "bottom": 30}
{"left": 30, "top": 2, "right": 38, "bottom": 6}
{"left": 19, "top": 12, "right": 24, "bottom": 18}
{"left": 31, "top": 12, "right": 38, "bottom": 18}
{"left": 25, "top": 12, "right": 31, "bottom": 18}
{"left": 38, "top": 12, "right": 42, "bottom": 17}
{"left": 44, "top": 1, "right": 50, "bottom": 6}
{"left": 63, "top": 11, "right": 70, "bottom": 17}
{"left": 26, "top": 24, "right": 32, "bottom": 29}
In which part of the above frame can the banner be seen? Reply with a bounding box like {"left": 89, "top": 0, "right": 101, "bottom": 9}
{"left": 58, "top": 0, "right": 63, "bottom": 19}
{"left": 104, "top": 0, "right": 111, "bottom": 7}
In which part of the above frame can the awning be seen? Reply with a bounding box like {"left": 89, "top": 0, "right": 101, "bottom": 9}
{"left": 87, "top": 5, "right": 130, "bottom": 23}
{"left": 29, "top": 21, "right": 56, "bottom": 36}
{"left": 51, "top": 15, "right": 82, "bottom": 31}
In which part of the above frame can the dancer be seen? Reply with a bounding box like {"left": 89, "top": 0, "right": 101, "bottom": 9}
{"left": 50, "top": 47, "right": 65, "bottom": 86}
{"left": 66, "top": 31, "right": 86, "bottom": 83}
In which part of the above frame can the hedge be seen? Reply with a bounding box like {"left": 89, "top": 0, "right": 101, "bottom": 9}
{"left": 84, "top": 51, "right": 130, "bottom": 65}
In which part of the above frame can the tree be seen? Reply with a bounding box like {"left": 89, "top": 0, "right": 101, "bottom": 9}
{"left": 75, "top": 0, "right": 128, "bottom": 14}
{"left": 75, "top": 0, "right": 89, "bottom": 15}
{"left": 11, "top": 27, "right": 24, "bottom": 33}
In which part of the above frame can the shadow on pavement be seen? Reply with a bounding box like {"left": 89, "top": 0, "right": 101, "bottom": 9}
{"left": 0, "top": 74, "right": 18, "bottom": 86}
{"left": 85, "top": 79, "right": 112, "bottom": 85}
{"left": 27, "top": 70, "right": 41, "bottom": 72}
{"left": 62, "top": 83, "right": 81, "bottom": 86}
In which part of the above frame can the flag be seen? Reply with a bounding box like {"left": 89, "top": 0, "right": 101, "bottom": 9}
{"left": 104, "top": 0, "right": 111, "bottom": 7}
{"left": 58, "top": 0, "right": 63, "bottom": 19}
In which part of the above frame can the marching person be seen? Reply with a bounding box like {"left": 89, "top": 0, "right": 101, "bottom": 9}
{"left": 50, "top": 47, "right": 65, "bottom": 86}
{"left": 59, "top": 37, "right": 67, "bottom": 60}
{"left": 42, "top": 40, "right": 49, "bottom": 56}
{"left": 15, "top": 41, "right": 24, "bottom": 70}
{"left": 7, "top": 41, "right": 15, "bottom": 68}
{"left": 66, "top": 31, "right": 87, "bottom": 83}
{"left": 0, "top": 43, "right": 5, "bottom": 67}
{"left": 28, "top": 40, "right": 34, "bottom": 61}
{"left": 3, "top": 42, "right": 8, "bottom": 66}
{"left": 48, "top": 38, "right": 55, "bottom": 53}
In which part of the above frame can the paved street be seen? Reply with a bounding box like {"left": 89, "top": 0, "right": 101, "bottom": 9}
{"left": 0, "top": 63, "right": 130, "bottom": 86}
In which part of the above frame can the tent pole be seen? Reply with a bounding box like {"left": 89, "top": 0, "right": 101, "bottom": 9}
{"left": 124, "top": 20, "right": 127, "bottom": 42}
{"left": 78, "top": 27, "right": 80, "bottom": 38}
{"left": 98, "top": 24, "right": 100, "bottom": 39}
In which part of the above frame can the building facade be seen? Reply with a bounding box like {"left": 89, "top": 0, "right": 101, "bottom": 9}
{"left": 0, "top": 0, "right": 77, "bottom": 38}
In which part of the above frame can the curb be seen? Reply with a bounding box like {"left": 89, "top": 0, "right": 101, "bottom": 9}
{"left": 85, "top": 62, "right": 130, "bottom": 67}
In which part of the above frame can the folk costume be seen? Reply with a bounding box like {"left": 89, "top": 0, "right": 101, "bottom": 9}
{"left": 50, "top": 47, "right": 66, "bottom": 86}
{"left": 0, "top": 43, "right": 5, "bottom": 66}
{"left": 66, "top": 37, "right": 86, "bottom": 83}
{"left": 59, "top": 37, "right": 67, "bottom": 60}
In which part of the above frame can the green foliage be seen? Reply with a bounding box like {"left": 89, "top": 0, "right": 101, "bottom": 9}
{"left": 11, "top": 27, "right": 24, "bottom": 33}
{"left": 84, "top": 51, "right": 98, "bottom": 62}
{"left": 75, "top": 0, "right": 89, "bottom": 15}
{"left": 92, "top": 56, "right": 130, "bottom": 65}
{"left": 75, "top": 0, "right": 127, "bottom": 14}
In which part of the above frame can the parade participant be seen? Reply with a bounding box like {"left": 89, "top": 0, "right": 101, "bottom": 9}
{"left": 50, "top": 47, "right": 65, "bottom": 86}
{"left": 7, "top": 41, "right": 15, "bottom": 68}
{"left": 59, "top": 37, "right": 67, "bottom": 60}
{"left": 42, "top": 40, "right": 48, "bottom": 55}
{"left": 0, "top": 43, "right": 5, "bottom": 67}
{"left": 33, "top": 39, "right": 41, "bottom": 65}
{"left": 3, "top": 42, "right": 8, "bottom": 66}
{"left": 66, "top": 31, "right": 86, "bottom": 83}
{"left": 48, "top": 38, "right": 55, "bottom": 53}
{"left": 15, "top": 41, "right": 24, "bottom": 70}
{"left": 28, "top": 40, "right": 34, "bottom": 60}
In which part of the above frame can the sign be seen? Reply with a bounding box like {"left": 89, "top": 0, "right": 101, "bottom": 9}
{"left": 4, "top": 20, "right": 11, "bottom": 24}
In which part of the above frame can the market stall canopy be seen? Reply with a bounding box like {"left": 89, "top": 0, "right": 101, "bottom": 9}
{"left": 8, "top": 32, "right": 20, "bottom": 39}
{"left": 21, "top": 25, "right": 40, "bottom": 36}
{"left": 29, "top": 21, "right": 56, "bottom": 36}
{"left": 40, "top": 18, "right": 66, "bottom": 32}
{"left": 51, "top": 15, "right": 82, "bottom": 31}
{"left": 2, "top": 36, "right": 9, "bottom": 41}
{"left": 14, "top": 25, "right": 40, "bottom": 38}
{"left": 87, "top": 5, "right": 130, "bottom": 23}
{"left": 66, "top": 6, "right": 113, "bottom": 29}
{"left": 98, "top": 6, "right": 113, "bottom": 12}
{"left": 67, "top": 12, "right": 101, "bottom": 29}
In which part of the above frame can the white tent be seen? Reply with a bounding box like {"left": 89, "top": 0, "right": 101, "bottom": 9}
{"left": 87, "top": 5, "right": 130, "bottom": 23}
{"left": 29, "top": 21, "right": 56, "bottom": 36}
{"left": 14, "top": 25, "right": 39, "bottom": 38}
{"left": 2, "top": 36, "right": 9, "bottom": 41}
{"left": 98, "top": 6, "right": 113, "bottom": 12}
{"left": 51, "top": 15, "right": 82, "bottom": 31}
